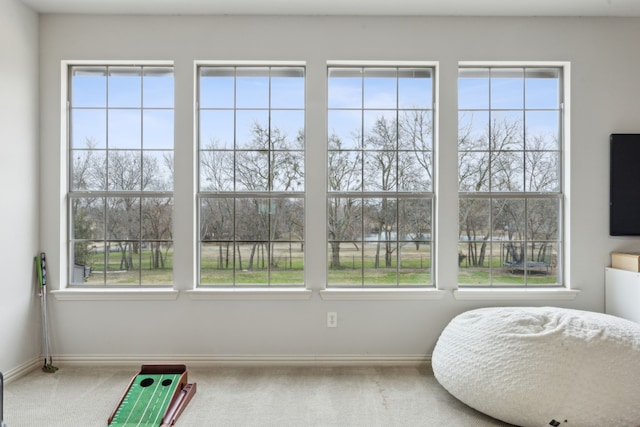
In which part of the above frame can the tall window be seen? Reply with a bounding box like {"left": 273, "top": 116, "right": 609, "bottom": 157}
{"left": 198, "top": 65, "right": 305, "bottom": 287}
{"left": 68, "top": 65, "right": 175, "bottom": 286}
{"left": 327, "top": 66, "right": 434, "bottom": 287}
{"left": 458, "top": 66, "right": 563, "bottom": 286}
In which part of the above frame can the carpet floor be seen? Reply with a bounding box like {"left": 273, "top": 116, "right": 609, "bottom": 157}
{"left": 4, "top": 365, "right": 513, "bottom": 426}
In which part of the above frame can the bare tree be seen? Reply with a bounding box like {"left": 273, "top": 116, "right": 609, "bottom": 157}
{"left": 327, "top": 133, "right": 362, "bottom": 268}
{"left": 200, "top": 121, "right": 304, "bottom": 274}
{"left": 458, "top": 113, "right": 525, "bottom": 267}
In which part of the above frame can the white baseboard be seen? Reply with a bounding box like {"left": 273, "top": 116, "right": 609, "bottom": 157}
{"left": 52, "top": 354, "right": 431, "bottom": 367}
{"left": 3, "top": 357, "right": 42, "bottom": 384}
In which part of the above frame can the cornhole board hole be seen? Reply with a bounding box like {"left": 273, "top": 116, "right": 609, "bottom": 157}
{"left": 108, "top": 364, "right": 196, "bottom": 427}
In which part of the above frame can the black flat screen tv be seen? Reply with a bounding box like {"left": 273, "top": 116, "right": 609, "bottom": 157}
{"left": 610, "top": 133, "right": 640, "bottom": 236}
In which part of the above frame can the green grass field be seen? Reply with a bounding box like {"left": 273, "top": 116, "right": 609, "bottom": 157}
{"left": 80, "top": 242, "right": 557, "bottom": 286}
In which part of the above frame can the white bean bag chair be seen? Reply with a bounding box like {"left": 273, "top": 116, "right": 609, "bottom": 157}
{"left": 432, "top": 306, "right": 640, "bottom": 427}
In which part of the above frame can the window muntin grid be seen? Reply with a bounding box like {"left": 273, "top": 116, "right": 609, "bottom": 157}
{"left": 197, "top": 65, "right": 305, "bottom": 287}
{"left": 458, "top": 66, "right": 563, "bottom": 287}
{"left": 68, "top": 65, "right": 175, "bottom": 286}
{"left": 327, "top": 66, "right": 434, "bottom": 288}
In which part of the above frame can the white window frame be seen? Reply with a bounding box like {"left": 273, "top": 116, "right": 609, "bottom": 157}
{"left": 53, "top": 59, "right": 575, "bottom": 302}
{"left": 64, "top": 60, "right": 176, "bottom": 290}
{"left": 195, "top": 61, "right": 307, "bottom": 289}
{"left": 325, "top": 61, "right": 437, "bottom": 290}
{"left": 455, "top": 61, "right": 574, "bottom": 298}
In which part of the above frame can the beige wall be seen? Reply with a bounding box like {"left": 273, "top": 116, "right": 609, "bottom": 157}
{"left": 36, "top": 15, "right": 640, "bottom": 362}
{"left": 0, "top": 0, "right": 40, "bottom": 376}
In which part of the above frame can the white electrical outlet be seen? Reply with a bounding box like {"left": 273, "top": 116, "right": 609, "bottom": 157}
{"left": 327, "top": 312, "right": 338, "bottom": 328}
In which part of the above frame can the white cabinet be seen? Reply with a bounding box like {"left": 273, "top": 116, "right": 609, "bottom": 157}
{"left": 605, "top": 267, "right": 640, "bottom": 324}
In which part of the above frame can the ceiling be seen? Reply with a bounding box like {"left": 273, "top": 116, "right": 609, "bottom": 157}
{"left": 18, "top": 0, "right": 640, "bottom": 17}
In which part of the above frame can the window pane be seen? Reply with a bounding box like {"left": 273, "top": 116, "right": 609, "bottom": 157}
{"left": 526, "top": 111, "right": 560, "bottom": 150}
{"left": 398, "top": 243, "right": 431, "bottom": 286}
{"left": 398, "top": 68, "right": 432, "bottom": 109}
{"left": 200, "top": 242, "right": 235, "bottom": 285}
{"left": 458, "top": 151, "right": 490, "bottom": 192}
{"left": 106, "top": 246, "right": 140, "bottom": 285}
{"left": 271, "top": 110, "right": 305, "bottom": 150}
{"left": 143, "top": 67, "right": 174, "bottom": 108}
{"left": 236, "top": 67, "right": 269, "bottom": 108}
{"left": 108, "top": 66, "right": 141, "bottom": 108}
{"left": 108, "top": 151, "right": 142, "bottom": 191}
{"left": 199, "top": 150, "right": 234, "bottom": 192}
{"left": 458, "top": 242, "right": 492, "bottom": 285}
{"left": 140, "top": 242, "right": 173, "bottom": 283}
{"left": 236, "top": 110, "right": 269, "bottom": 149}
{"left": 143, "top": 110, "right": 173, "bottom": 150}
{"left": 398, "top": 198, "right": 432, "bottom": 243}
{"left": 458, "top": 111, "right": 489, "bottom": 151}
{"left": 328, "top": 150, "right": 362, "bottom": 192}
{"left": 235, "top": 151, "right": 269, "bottom": 191}
{"left": 490, "top": 68, "right": 523, "bottom": 109}
{"left": 272, "top": 151, "right": 304, "bottom": 192}
{"left": 363, "top": 239, "right": 397, "bottom": 285}
{"left": 525, "top": 151, "right": 559, "bottom": 192}
{"left": 234, "top": 242, "right": 269, "bottom": 285}
{"left": 525, "top": 68, "right": 560, "bottom": 109}
{"left": 199, "top": 67, "right": 235, "bottom": 108}
{"left": 200, "top": 110, "right": 235, "bottom": 150}
{"left": 363, "top": 151, "right": 397, "bottom": 192}
{"left": 527, "top": 198, "right": 560, "bottom": 241}
{"left": 106, "top": 197, "right": 141, "bottom": 240}
{"left": 399, "top": 197, "right": 433, "bottom": 285}
{"left": 143, "top": 151, "right": 173, "bottom": 191}
{"left": 364, "top": 68, "right": 397, "bottom": 109}
{"left": 365, "top": 198, "right": 396, "bottom": 232}
{"left": 459, "top": 197, "right": 489, "bottom": 235}
{"left": 200, "top": 197, "right": 234, "bottom": 241}
{"left": 72, "top": 66, "right": 106, "bottom": 107}
{"left": 491, "top": 151, "right": 524, "bottom": 192}
{"left": 271, "top": 67, "right": 304, "bottom": 108}
{"left": 108, "top": 109, "right": 142, "bottom": 149}
{"left": 70, "top": 240, "right": 103, "bottom": 284}
{"left": 71, "top": 109, "right": 106, "bottom": 149}
{"left": 270, "top": 240, "right": 304, "bottom": 285}
{"left": 362, "top": 197, "right": 398, "bottom": 282}
{"left": 328, "top": 110, "right": 362, "bottom": 150}
{"left": 398, "top": 110, "right": 432, "bottom": 151}
{"left": 70, "top": 196, "right": 105, "bottom": 240}
{"left": 328, "top": 243, "right": 363, "bottom": 286}
{"left": 521, "top": 241, "right": 558, "bottom": 284}
{"left": 235, "top": 198, "right": 270, "bottom": 241}
{"left": 364, "top": 110, "right": 397, "bottom": 149}
{"left": 493, "top": 198, "right": 525, "bottom": 241}
{"left": 458, "top": 68, "right": 489, "bottom": 110}
{"left": 328, "top": 197, "right": 362, "bottom": 242}
{"left": 271, "top": 197, "right": 304, "bottom": 285}
{"left": 71, "top": 150, "right": 106, "bottom": 191}
{"left": 328, "top": 68, "right": 362, "bottom": 108}
{"left": 491, "top": 110, "right": 524, "bottom": 151}
{"left": 141, "top": 197, "right": 173, "bottom": 240}
{"left": 398, "top": 151, "right": 431, "bottom": 191}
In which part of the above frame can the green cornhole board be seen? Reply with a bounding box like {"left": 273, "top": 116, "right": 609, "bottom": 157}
{"left": 108, "top": 365, "right": 196, "bottom": 427}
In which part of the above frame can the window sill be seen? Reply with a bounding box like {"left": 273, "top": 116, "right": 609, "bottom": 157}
{"left": 186, "top": 288, "right": 313, "bottom": 300}
{"left": 51, "top": 288, "right": 179, "bottom": 301}
{"left": 320, "top": 288, "right": 446, "bottom": 301}
{"left": 453, "top": 288, "right": 580, "bottom": 301}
